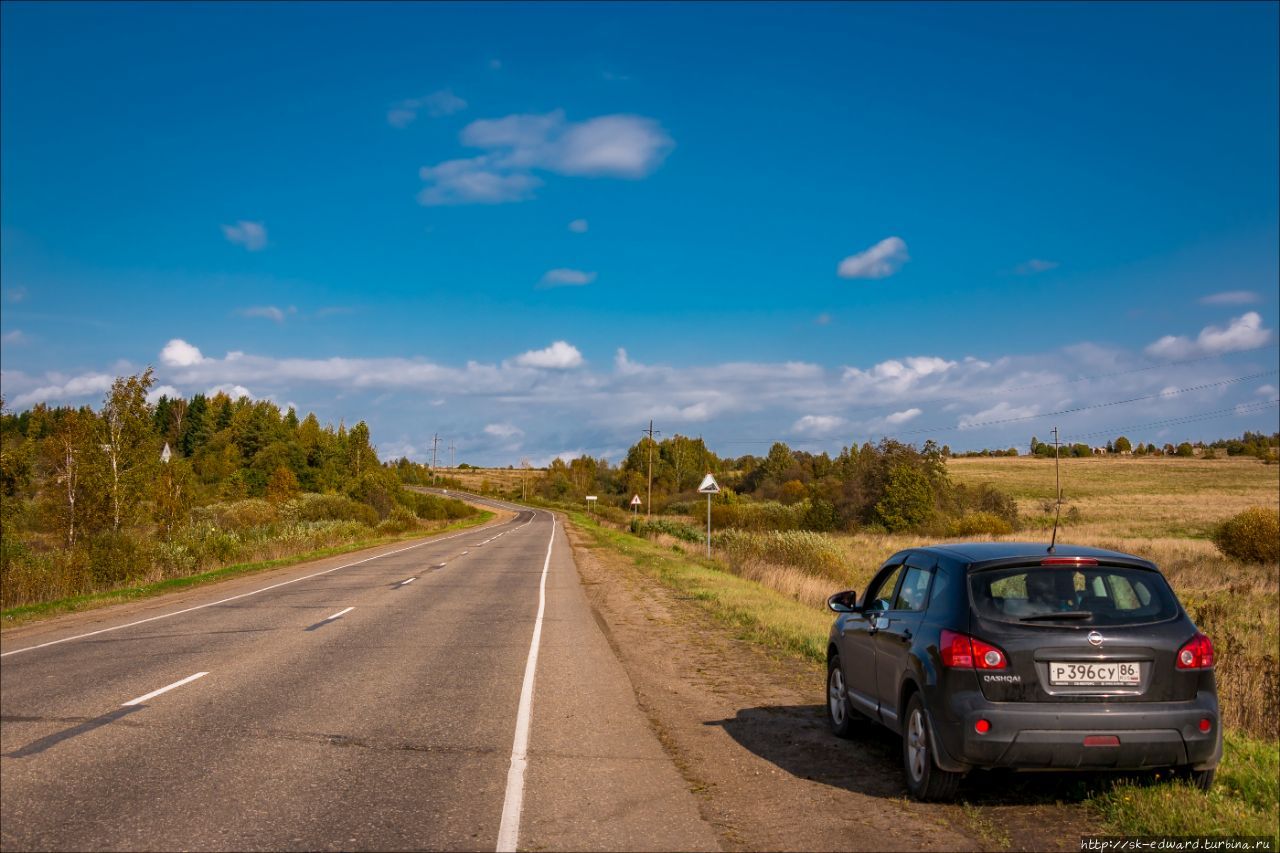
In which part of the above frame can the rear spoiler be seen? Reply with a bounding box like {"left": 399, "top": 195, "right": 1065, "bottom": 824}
{"left": 966, "top": 555, "right": 1158, "bottom": 573}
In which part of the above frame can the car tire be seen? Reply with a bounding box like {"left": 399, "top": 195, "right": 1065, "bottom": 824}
{"left": 826, "top": 654, "right": 858, "bottom": 739}
{"left": 902, "top": 693, "right": 963, "bottom": 801}
{"left": 1174, "top": 766, "right": 1215, "bottom": 791}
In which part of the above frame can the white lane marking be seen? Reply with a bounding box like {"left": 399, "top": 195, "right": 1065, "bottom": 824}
{"left": 496, "top": 512, "right": 556, "bottom": 853}
{"left": 322, "top": 606, "right": 354, "bottom": 622}
{"left": 1, "top": 521, "right": 511, "bottom": 659}
{"left": 461, "top": 550, "right": 469, "bottom": 555}
{"left": 431, "top": 563, "right": 447, "bottom": 569}
{"left": 122, "top": 671, "right": 208, "bottom": 706}
{"left": 396, "top": 577, "right": 416, "bottom": 587}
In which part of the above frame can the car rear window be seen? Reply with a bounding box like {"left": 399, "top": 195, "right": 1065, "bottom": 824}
{"left": 969, "top": 565, "right": 1180, "bottom": 626}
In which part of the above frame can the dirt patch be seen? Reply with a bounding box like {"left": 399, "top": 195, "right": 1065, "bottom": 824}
{"left": 564, "top": 521, "right": 1099, "bottom": 852}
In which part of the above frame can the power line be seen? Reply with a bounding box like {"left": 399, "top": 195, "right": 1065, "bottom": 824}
{"left": 715, "top": 369, "right": 1278, "bottom": 445}
{"left": 1058, "top": 399, "right": 1279, "bottom": 443}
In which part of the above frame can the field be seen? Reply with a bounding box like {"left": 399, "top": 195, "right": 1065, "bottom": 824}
{"left": 560, "top": 454, "right": 1280, "bottom": 840}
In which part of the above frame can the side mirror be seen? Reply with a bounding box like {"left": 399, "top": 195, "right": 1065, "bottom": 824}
{"left": 827, "top": 589, "right": 859, "bottom": 613}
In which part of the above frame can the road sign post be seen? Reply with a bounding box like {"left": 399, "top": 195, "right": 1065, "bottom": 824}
{"left": 696, "top": 473, "right": 720, "bottom": 557}
{"left": 630, "top": 494, "right": 642, "bottom": 517}
{"left": 586, "top": 495, "right": 597, "bottom": 515}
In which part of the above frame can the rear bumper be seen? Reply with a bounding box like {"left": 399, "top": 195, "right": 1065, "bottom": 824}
{"left": 932, "top": 691, "right": 1221, "bottom": 772}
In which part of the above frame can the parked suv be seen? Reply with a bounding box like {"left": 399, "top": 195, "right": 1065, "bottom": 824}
{"left": 825, "top": 543, "right": 1220, "bottom": 801}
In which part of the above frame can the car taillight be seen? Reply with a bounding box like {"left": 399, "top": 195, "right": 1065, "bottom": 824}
{"left": 1176, "top": 633, "right": 1214, "bottom": 669}
{"left": 1041, "top": 557, "right": 1098, "bottom": 566}
{"left": 940, "top": 629, "right": 1007, "bottom": 669}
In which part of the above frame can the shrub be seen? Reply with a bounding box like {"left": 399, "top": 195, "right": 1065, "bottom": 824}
{"left": 715, "top": 529, "right": 850, "bottom": 583}
{"left": 947, "top": 512, "right": 1013, "bottom": 537}
{"left": 210, "top": 499, "right": 280, "bottom": 531}
{"left": 875, "top": 464, "right": 935, "bottom": 532}
{"left": 631, "top": 518, "right": 703, "bottom": 543}
{"left": 1212, "top": 507, "right": 1280, "bottom": 564}
{"left": 86, "top": 531, "right": 149, "bottom": 587}
{"left": 377, "top": 505, "right": 419, "bottom": 535}
{"left": 291, "top": 493, "right": 380, "bottom": 526}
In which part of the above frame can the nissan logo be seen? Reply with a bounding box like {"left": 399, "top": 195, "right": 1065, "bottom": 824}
{"left": 1088, "top": 631, "right": 1104, "bottom": 647}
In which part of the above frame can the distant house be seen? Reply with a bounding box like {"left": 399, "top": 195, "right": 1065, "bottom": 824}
{"left": 1092, "top": 446, "right": 1108, "bottom": 456}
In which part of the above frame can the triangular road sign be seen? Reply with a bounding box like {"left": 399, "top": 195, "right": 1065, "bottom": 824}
{"left": 630, "top": 495, "right": 642, "bottom": 506}
{"left": 697, "top": 472, "right": 720, "bottom": 494}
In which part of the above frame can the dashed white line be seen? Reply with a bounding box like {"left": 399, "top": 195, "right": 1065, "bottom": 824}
{"left": 122, "top": 672, "right": 208, "bottom": 707}
{"left": 1, "top": 522, "right": 501, "bottom": 658}
{"left": 496, "top": 512, "right": 556, "bottom": 853}
{"left": 322, "top": 607, "right": 354, "bottom": 622}
{"left": 396, "top": 577, "right": 416, "bottom": 587}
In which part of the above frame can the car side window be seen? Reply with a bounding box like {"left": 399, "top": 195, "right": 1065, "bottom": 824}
{"left": 892, "top": 566, "right": 933, "bottom": 612}
{"left": 866, "top": 565, "right": 905, "bottom": 612}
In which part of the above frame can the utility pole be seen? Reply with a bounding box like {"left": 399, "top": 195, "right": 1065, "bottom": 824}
{"left": 448, "top": 441, "right": 456, "bottom": 471}
{"left": 1048, "top": 426, "right": 1063, "bottom": 554}
{"left": 431, "top": 433, "right": 440, "bottom": 483}
{"left": 643, "top": 419, "right": 660, "bottom": 520}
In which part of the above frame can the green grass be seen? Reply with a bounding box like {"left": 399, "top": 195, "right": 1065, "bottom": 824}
{"left": 1092, "top": 733, "right": 1279, "bottom": 843}
{"left": 0, "top": 511, "right": 492, "bottom": 628}
{"left": 567, "top": 510, "right": 832, "bottom": 663}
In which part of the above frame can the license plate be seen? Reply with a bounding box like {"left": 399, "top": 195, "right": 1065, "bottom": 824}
{"left": 1049, "top": 661, "right": 1141, "bottom": 686}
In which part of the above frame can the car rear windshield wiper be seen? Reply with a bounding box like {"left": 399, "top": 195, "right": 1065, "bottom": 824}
{"left": 1019, "top": 611, "right": 1095, "bottom": 621}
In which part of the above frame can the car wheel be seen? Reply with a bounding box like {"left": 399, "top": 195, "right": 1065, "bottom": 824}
{"left": 827, "top": 654, "right": 857, "bottom": 738}
{"left": 902, "top": 693, "right": 963, "bottom": 801}
{"left": 1174, "top": 766, "right": 1215, "bottom": 791}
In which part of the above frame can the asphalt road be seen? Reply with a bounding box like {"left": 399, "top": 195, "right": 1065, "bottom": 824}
{"left": 0, "top": 500, "right": 717, "bottom": 852}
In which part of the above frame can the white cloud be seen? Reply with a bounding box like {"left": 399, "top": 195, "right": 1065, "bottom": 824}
{"left": 568, "top": 219, "right": 589, "bottom": 233}
{"left": 539, "top": 268, "right": 596, "bottom": 287}
{"left": 1015, "top": 258, "right": 1059, "bottom": 275}
{"left": 419, "top": 109, "right": 673, "bottom": 205}
{"left": 837, "top": 236, "right": 909, "bottom": 279}
{"left": 1257, "top": 385, "right": 1277, "bottom": 397}
{"left": 884, "top": 407, "right": 923, "bottom": 425}
{"left": 160, "top": 339, "right": 207, "bottom": 367}
{"left": 222, "top": 221, "right": 268, "bottom": 251}
{"left": 5, "top": 287, "right": 26, "bottom": 303}
{"left": 1200, "top": 290, "right": 1260, "bottom": 306}
{"left": 511, "top": 341, "right": 585, "bottom": 370}
{"left": 792, "top": 414, "right": 846, "bottom": 436}
{"left": 239, "top": 305, "right": 295, "bottom": 323}
{"left": 146, "top": 384, "right": 182, "bottom": 404}
{"left": 208, "top": 383, "right": 253, "bottom": 400}
{"left": 11, "top": 373, "right": 114, "bottom": 408}
{"left": 958, "top": 402, "right": 1040, "bottom": 429}
{"left": 484, "top": 423, "right": 524, "bottom": 439}
{"left": 387, "top": 90, "right": 467, "bottom": 127}
{"left": 815, "top": 313, "right": 832, "bottom": 326}
{"left": 1144, "top": 312, "right": 1272, "bottom": 359}
{"left": 842, "top": 356, "right": 956, "bottom": 394}
{"left": 418, "top": 158, "right": 543, "bottom": 206}
{"left": 2, "top": 330, "right": 28, "bottom": 345}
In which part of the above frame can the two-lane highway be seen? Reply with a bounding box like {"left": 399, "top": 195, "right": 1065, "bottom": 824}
{"left": 1, "top": 501, "right": 717, "bottom": 852}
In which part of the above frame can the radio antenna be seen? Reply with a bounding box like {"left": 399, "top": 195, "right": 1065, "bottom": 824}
{"left": 1048, "top": 426, "right": 1062, "bottom": 554}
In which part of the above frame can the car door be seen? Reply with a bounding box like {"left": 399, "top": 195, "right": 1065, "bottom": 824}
{"left": 836, "top": 563, "right": 905, "bottom": 718}
{"left": 873, "top": 553, "right": 935, "bottom": 731}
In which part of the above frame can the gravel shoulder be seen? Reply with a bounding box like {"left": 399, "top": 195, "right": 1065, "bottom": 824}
{"left": 563, "top": 519, "right": 1100, "bottom": 852}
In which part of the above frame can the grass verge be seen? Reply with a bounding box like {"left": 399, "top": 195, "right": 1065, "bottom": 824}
{"left": 562, "top": 508, "right": 1280, "bottom": 842}
{"left": 1093, "top": 733, "right": 1279, "bottom": 842}
{"left": 1, "top": 511, "right": 493, "bottom": 628}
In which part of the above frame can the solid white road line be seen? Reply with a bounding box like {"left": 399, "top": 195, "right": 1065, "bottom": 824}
{"left": 396, "top": 577, "right": 416, "bottom": 587}
{"left": 122, "top": 672, "right": 208, "bottom": 707}
{"left": 496, "top": 512, "right": 555, "bottom": 853}
{"left": 322, "top": 607, "right": 354, "bottom": 622}
{"left": 1, "top": 520, "right": 519, "bottom": 659}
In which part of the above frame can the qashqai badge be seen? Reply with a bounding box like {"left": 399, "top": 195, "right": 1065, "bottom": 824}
{"left": 1088, "top": 631, "right": 1104, "bottom": 647}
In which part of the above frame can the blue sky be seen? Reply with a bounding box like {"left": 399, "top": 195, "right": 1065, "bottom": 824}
{"left": 2, "top": 1, "right": 1277, "bottom": 464}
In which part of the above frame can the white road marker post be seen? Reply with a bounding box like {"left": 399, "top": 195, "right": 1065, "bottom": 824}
{"left": 697, "top": 472, "right": 720, "bottom": 558}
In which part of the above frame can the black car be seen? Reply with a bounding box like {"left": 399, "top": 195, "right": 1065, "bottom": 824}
{"left": 825, "top": 542, "right": 1221, "bottom": 801}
